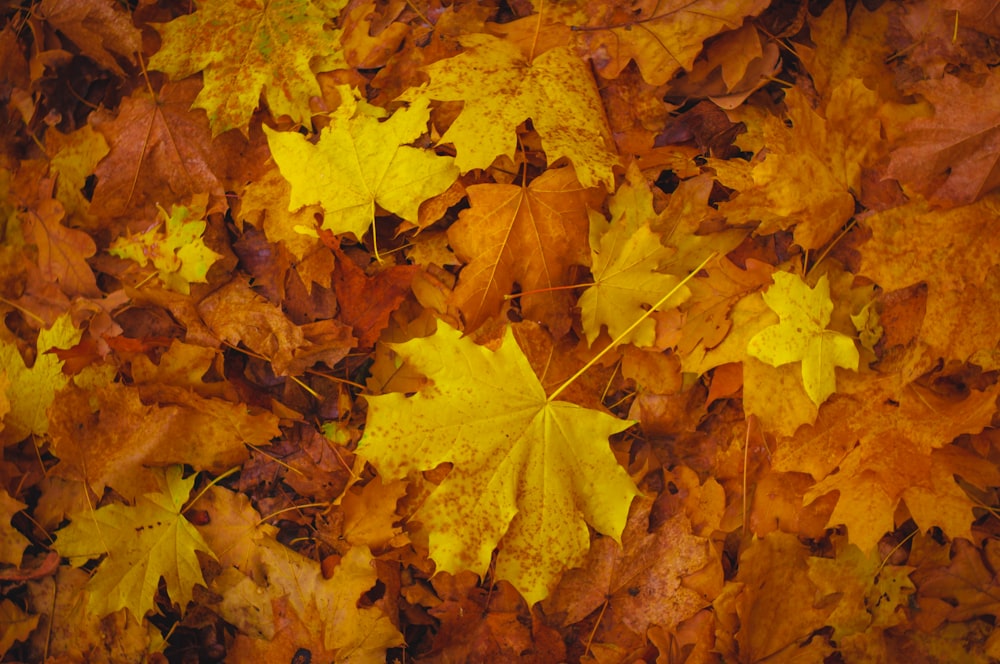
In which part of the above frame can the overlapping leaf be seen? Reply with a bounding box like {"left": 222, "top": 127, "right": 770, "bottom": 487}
{"left": 359, "top": 321, "right": 639, "bottom": 604}
{"left": 399, "top": 33, "right": 618, "bottom": 189}
{"left": 148, "top": 0, "right": 347, "bottom": 135}
{"left": 54, "top": 466, "right": 215, "bottom": 621}
{"left": 265, "top": 88, "right": 458, "bottom": 240}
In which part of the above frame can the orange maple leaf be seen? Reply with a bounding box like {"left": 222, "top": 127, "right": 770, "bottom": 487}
{"left": 448, "top": 167, "right": 595, "bottom": 334}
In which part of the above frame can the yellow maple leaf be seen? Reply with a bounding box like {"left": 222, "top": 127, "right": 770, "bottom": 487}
{"left": 108, "top": 196, "right": 222, "bottom": 294}
{"left": 0, "top": 313, "right": 81, "bottom": 445}
{"left": 746, "top": 272, "right": 859, "bottom": 407}
{"left": 264, "top": 88, "right": 458, "bottom": 241}
{"left": 399, "top": 33, "right": 618, "bottom": 189}
{"left": 358, "top": 320, "right": 639, "bottom": 605}
{"left": 808, "top": 543, "right": 915, "bottom": 640}
{"left": 0, "top": 488, "right": 29, "bottom": 567}
{"left": 147, "top": 0, "right": 347, "bottom": 135}
{"left": 579, "top": 215, "right": 687, "bottom": 347}
{"left": 53, "top": 466, "right": 216, "bottom": 622}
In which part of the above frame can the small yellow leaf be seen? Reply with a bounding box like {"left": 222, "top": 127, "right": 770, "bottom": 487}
{"left": 54, "top": 466, "right": 216, "bottom": 622}
{"left": 108, "top": 197, "right": 222, "bottom": 294}
{"left": 746, "top": 272, "right": 859, "bottom": 406}
{"left": 265, "top": 88, "right": 458, "bottom": 240}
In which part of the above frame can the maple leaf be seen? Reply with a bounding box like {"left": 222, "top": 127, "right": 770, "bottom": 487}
{"left": 545, "top": 496, "right": 717, "bottom": 639}
{"left": 358, "top": 320, "right": 639, "bottom": 604}
{"left": 723, "top": 533, "right": 836, "bottom": 662}
{"left": 148, "top": 0, "right": 347, "bottom": 135}
{"left": 45, "top": 125, "right": 110, "bottom": 226}
{"left": 860, "top": 194, "right": 1000, "bottom": 370}
{"left": 399, "top": 33, "right": 618, "bottom": 189}
{"left": 448, "top": 167, "right": 594, "bottom": 334}
{"left": 89, "top": 80, "right": 234, "bottom": 221}
{"left": 109, "top": 197, "right": 222, "bottom": 294}
{"left": 579, "top": 216, "right": 687, "bottom": 347}
{"left": 196, "top": 487, "right": 402, "bottom": 659}
{"left": 48, "top": 380, "right": 280, "bottom": 501}
{"left": 330, "top": 241, "right": 419, "bottom": 348}
{"left": 777, "top": 374, "right": 1000, "bottom": 551}
{"left": 708, "top": 80, "right": 882, "bottom": 251}
{"left": 0, "top": 598, "right": 39, "bottom": 654}
{"left": 746, "top": 271, "right": 859, "bottom": 407}
{"left": 20, "top": 191, "right": 100, "bottom": 299}
{"left": 264, "top": 87, "right": 458, "bottom": 241}
{"left": 575, "top": 0, "right": 771, "bottom": 87}
{"left": 887, "top": 74, "right": 1000, "bottom": 206}
{"left": 53, "top": 465, "right": 216, "bottom": 621}
{"left": 0, "top": 313, "right": 80, "bottom": 445}
{"left": 808, "top": 544, "right": 915, "bottom": 640}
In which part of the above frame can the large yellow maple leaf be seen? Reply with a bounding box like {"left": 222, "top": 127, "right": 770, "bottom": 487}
{"left": 264, "top": 88, "right": 458, "bottom": 241}
{"left": 53, "top": 466, "right": 216, "bottom": 622}
{"left": 448, "top": 167, "right": 593, "bottom": 334}
{"left": 358, "top": 321, "right": 639, "bottom": 604}
{"left": 147, "top": 0, "right": 347, "bottom": 135}
{"left": 399, "top": 33, "right": 618, "bottom": 190}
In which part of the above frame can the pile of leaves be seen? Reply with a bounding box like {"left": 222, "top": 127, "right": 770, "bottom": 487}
{"left": 2, "top": 0, "right": 1000, "bottom": 660}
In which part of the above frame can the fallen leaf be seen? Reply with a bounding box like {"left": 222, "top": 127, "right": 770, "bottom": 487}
{"left": 148, "top": 0, "right": 348, "bottom": 135}
{"left": 53, "top": 465, "right": 216, "bottom": 622}
{"left": 887, "top": 74, "right": 1000, "bottom": 206}
{"left": 197, "top": 277, "right": 355, "bottom": 376}
{"left": 330, "top": 241, "right": 419, "bottom": 348}
{"left": 401, "top": 33, "right": 618, "bottom": 189}
{"left": 448, "top": 167, "right": 594, "bottom": 334}
{"left": 359, "top": 320, "right": 638, "bottom": 604}
{"left": 109, "top": 196, "right": 223, "bottom": 294}
{"left": 0, "top": 313, "right": 80, "bottom": 445}
{"left": 746, "top": 271, "right": 859, "bottom": 407}
{"left": 579, "top": 215, "right": 686, "bottom": 348}
{"left": 710, "top": 80, "right": 882, "bottom": 250}
{"left": 265, "top": 87, "right": 458, "bottom": 241}
{"left": 574, "top": 0, "right": 771, "bottom": 86}
{"left": 0, "top": 489, "right": 29, "bottom": 568}
{"left": 38, "top": 0, "right": 141, "bottom": 76}
{"left": 89, "top": 80, "right": 232, "bottom": 221}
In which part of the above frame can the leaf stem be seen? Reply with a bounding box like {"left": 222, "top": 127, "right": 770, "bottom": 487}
{"left": 503, "top": 282, "right": 593, "bottom": 301}
{"left": 545, "top": 252, "right": 716, "bottom": 403}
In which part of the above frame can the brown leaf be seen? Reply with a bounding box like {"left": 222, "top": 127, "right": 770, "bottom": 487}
{"left": 38, "top": 0, "right": 141, "bottom": 76}
{"left": 89, "top": 80, "right": 233, "bottom": 222}
{"left": 449, "top": 167, "right": 595, "bottom": 334}
{"left": 330, "top": 241, "right": 419, "bottom": 348}
{"left": 888, "top": 74, "right": 1000, "bottom": 206}
{"left": 197, "top": 277, "right": 354, "bottom": 376}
